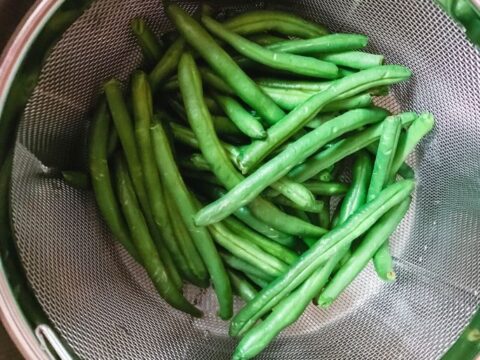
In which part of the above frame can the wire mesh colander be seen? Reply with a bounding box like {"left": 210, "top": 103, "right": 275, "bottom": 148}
{"left": 4, "top": 0, "right": 480, "bottom": 359}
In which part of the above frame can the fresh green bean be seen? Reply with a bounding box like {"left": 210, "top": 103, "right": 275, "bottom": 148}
{"left": 165, "top": 189, "right": 209, "bottom": 287}
{"left": 131, "top": 18, "right": 164, "bottom": 68}
{"left": 149, "top": 38, "right": 185, "bottom": 92}
{"left": 305, "top": 113, "right": 339, "bottom": 129}
{"left": 203, "top": 16, "right": 339, "bottom": 79}
{"left": 248, "top": 34, "right": 285, "bottom": 46}
{"left": 167, "top": 4, "right": 285, "bottom": 124}
{"left": 245, "top": 273, "right": 270, "bottom": 289}
{"left": 304, "top": 181, "right": 349, "bottom": 196}
{"left": 223, "top": 218, "right": 298, "bottom": 265}
{"left": 199, "top": 67, "right": 236, "bottom": 95}
{"left": 212, "top": 93, "right": 266, "bottom": 139}
{"left": 88, "top": 102, "right": 139, "bottom": 261}
{"left": 365, "top": 142, "right": 415, "bottom": 179}
{"left": 232, "top": 246, "right": 348, "bottom": 359}
{"left": 228, "top": 270, "right": 258, "bottom": 302}
{"left": 270, "top": 195, "right": 327, "bottom": 214}
{"left": 113, "top": 154, "right": 201, "bottom": 317}
{"left": 317, "top": 51, "right": 384, "bottom": 70}
{"left": 237, "top": 65, "right": 412, "bottom": 172}
{"left": 289, "top": 112, "right": 417, "bottom": 182}
{"left": 151, "top": 117, "right": 233, "bottom": 319}
{"left": 177, "top": 52, "right": 326, "bottom": 237}
{"left": 132, "top": 71, "right": 194, "bottom": 283}
{"left": 317, "top": 196, "right": 331, "bottom": 229}
{"left": 338, "top": 67, "right": 356, "bottom": 77}
{"left": 209, "top": 223, "right": 289, "bottom": 279}
{"left": 195, "top": 108, "right": 387, "bottom": 226}
{"left": 224, "top": 10, "right": 328, "bottom": 38}
{"left": 256, "top": 77, "right": 332, "bottom": 92}
{"left": 267, "top": 34, "right": 368, "bottom": 55}
{"left": 221, "top": 252, "right": 274, "bottom": 283}
{"left": 62, "top": 170, "right": 90, "bottom": 190}
{"left": 229, "top": 179, "right": 414, "bottom": 337}
{"left": 318, "top": 199, "right": 410, "bottom": 307}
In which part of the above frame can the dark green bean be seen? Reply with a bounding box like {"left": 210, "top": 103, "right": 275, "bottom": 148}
{"left": 195, "top": 108, "right": 387, "bottom": 226}
{"left": 228, "top": 270, "right": 258, "bottom": 302}
{"left": 317, "top": 196, "right": 331, "bottom": 229}
{"left": 229, "top": 179, "right": 414, "bottom": 337}
{"left": 289, "top": 112, "right": 417, "bottom": 182}
{"left": 317, "top": 51, "right": 384, "bottom": 70}
{"left": 107, "top": 125, "right": 118, "bottom": 157}
{"left": 203, "top": 16, "right": 339, "bottom": 79}
{"left": 88, "top": 102, "right": 139, "bottom": 261}
{"left": 113, "top": 154, "right": 201, "bottom": 317}
{"left": 304, "top": 181, "right": 350, "bottom": 196}
{"left": 167, "top": 4, "right": 285, "bottom": 124}
{"left": 131, "top": 18, "right": 164, "bottom": 68}
{"left": 267, "top": 34, "right": 368, "bottom": 54}
{"left": 224, "top": 10, "right": 328, "bottom": 38}
{"left": 62, "top": 170, "right": 90, "bottom": 190}
{"left": 149, "top": 38, "right": 185, "bottom": 92}
{"left": 237, "top": 65, "right": 412, "bottom": 172}
{"left": 151, "top": 117, "right": 233, "bottom": 320}
{"left": 318, "top": 199, "right": 410, "bottom": 307}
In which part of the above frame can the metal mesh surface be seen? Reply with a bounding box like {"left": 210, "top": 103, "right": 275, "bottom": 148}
{"left": 9, "top": 0, "right": 480, "bottom": 359}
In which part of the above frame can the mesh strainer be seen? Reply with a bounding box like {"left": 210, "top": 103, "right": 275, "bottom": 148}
{"left": 0, "top": 0, "right": 479, "bottom": 359}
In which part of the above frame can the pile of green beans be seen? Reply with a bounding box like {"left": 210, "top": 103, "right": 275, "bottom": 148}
{"left": 70, "top": 6, "right": 435, "bottom": 359}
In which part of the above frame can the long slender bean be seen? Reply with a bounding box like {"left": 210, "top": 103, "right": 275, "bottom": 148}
{"left": 228, "top": 270, "right": 258, "bottom": 302}
{"left": 237, "top": 65, "right": 412, "bottom": 172}
{"left": 113, "top": 154, "right": 201, "bottom": 317}
{"left": 304, "top": 181, "right": 350, "bottom": 196}
{"left": 223, "top": 10, "right": 328, "bottom": 38}
{"left": 267, "top": 34, "right": 368, "bottom": 54}
{"left": 288, "top": 112, "right": 417, "bottom": 182}
{"left": 229, "top": 179, "right": 414, "bottom": 337}
{"left": 149, "top": 38, "right": 185, "bottom": 92}
{"left": 256, "top": 77, "right": 332, "bottom": 92}
{"left": 248, "top": 34, "right": 285, "bottom": 46}
{"left": 195, "top": 108, "right": 387, "bottom": 226}
{"left": 221, "top": 252, "right": 274, "bottom": 283}
{"left": 131, "top": 18, "right": 164, "bottom": 68}
{"left": 88, "top": 102, "right": 139, "bottom": 261}
{"left": 270, "top": 195, "right": 327, "bottom": 214}
{"left": 317, "top": 51, "right": 384, "bottom": 70}
{"left": 202, "top": 16, "right": 339, "bottom": 79}
{"left": 167, "top": 4, "right": 285, "bottom": 125}
{"left": 151, "top": 118, "right": 233, "bottom": 319}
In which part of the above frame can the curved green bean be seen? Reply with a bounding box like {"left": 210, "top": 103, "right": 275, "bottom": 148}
{"left": 131, "top": 18, "right": 164, "bottom": 68}
{"left": 149, "top": 38, "right": 185, "bottom": 92}
{"left": 150, "top": 118, "right": 233, "bottom": 320}
{"left": 317, "top": 51, "right": 384, "bottom": 70}
{"left": 202, "top": 16, "right": 339, "bottom": 79}
{"left": 88, "top": 102, "right": 139, "bottom": 261}
{"left": 228, "top": 270, "right": 258, "bottom": 302}
{"left": 267, "top": 34, "right": 368, "bottom": 54}
{"left": 224, "top": 10, "right": 328, "bottom": 38}
{"left": 195, "top": 108, "right": 387, "bottom": 226}
{"left": 237, "top": 65, "right": 412, "bottom": 172}
{"left": 229, "top": 179, "right": 414, "bottom": 337}
{"left": 114, "top": 154, "right": 201, "bottom": 317}
{"left": 304, "top": 181, "right": 349, "bottom": 196}
{"left": 167, "top": 4, "right": 285, "bottom": 125}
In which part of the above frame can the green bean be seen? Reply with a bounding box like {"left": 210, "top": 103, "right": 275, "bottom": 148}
{"left": 256, "top": 77, "right": 332, "bottom": 92}
{"left": 237, "top": 65, "right": 412, "bottom": 172}
{"left": 223, "top": 218, "right": 298, "bottom": 265}
{"left": 338, "top": 67, "right": 356, "bottom": 77}
{"left": 107, "top": 126, "right": 118, "bottom": 157}
{"left": 131, "top": 18, "right": 164, "bottom": 68}
{"left": 212, "top": 93, "right": 266, "bottom": 139}
{"left": 229, "top": 179, "right": 414, "bottom": 337}
{"left": 149, "top": 38, "right": 185, "bottom": 92}
{"left": 317, "top": 51, "right": 384, "bottom": 70}
{"left": 224, "top": 10, "right": 328, "bottom": 38}
{"left": 245, "top": 273, "right": 270, "bottom": 289}
{"left": 233, "top": 245, "right": 348, "bottom": 359}
{"left": 195, "top": 108, "right": 387, "bottom": 226}
{"left": 305, "top": 113, "right": 339, "bottom": 129}
{"left": 228, "top": 270, "right": 258, "bottom": 302}
{"left": 113, "top": 154, "right": 201, "bottom": 317}
{"left": 221, "top": 252, "right": 274, "bottom": 283}
{"left": 261, "top": 86, "right": 373, "bottom": 111}
{"left": 304, "top": 181, "right": 349, "bottom": 196}
{"left": 62, "top": 170, "right": 90, "bottom": 190}
{"left": 267, "top": 34, "right": 368, "bottom": 55}
{"left": 203, "top": 16, "right": 339, "bottom": 79}
{"left": 167, "top": 4, "right": 285, "bottom": 124}
{"left": 317, "top": 196, "right": 331, "bottom": 229}
{"left": 373, "top": 113, "right": 434, "bottom": 279}
{"left": 151, "top": 118, "right": 233, "bottom": 319}
{"left": 270, "top": 195, "right": 327, "bottom": 214}
{"left": 177, "top": 52, "right": 326, "bottom": 237}
{"left": 289, "top": 112, "right": 417, "bottom": 182}
{"left": 248, "top": 34, "right": 285, "bottom": 46}
{"left": 199, "top": 67, "right": 236, "bottom": 95}
{"left": 88, "top": 102, "right": 139, "bottom": 261}
{"left": 132, "top": 71, "right": 194, "bottom": 283}
{"left": 165, "top": 189, "right": 209, "bottom": 287}
{"left": 318, "top": 198, "right": 410, "bottom": 307}
{"left": 365, "top": 142, "right": 415, "bottom": 179}
{"left": 209, "top": 223, "right": 289, "bottom": 279}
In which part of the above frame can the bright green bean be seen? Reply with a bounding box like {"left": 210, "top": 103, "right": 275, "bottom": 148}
{"left": 149, "top": 38, "right": 185, "bottom": 92}
{"left": 237, "top": 65, "right": 412, "bottom": 172}
{"left": 229, "top": 179, "right": 414, "bottom": 337}
{"left": 245, "top": 273, "right": 270, "bottom": 289}
{"left": 151, "top": 118, "right": 233, "bottom": 319}
{"left": 228, "top": 270, "right": 258, "bottom": 302}
{"left": 304, "top": 181, "right": 350, "bottom": 196}
{"left": 317, "top": 51, "right": 384, "bottom": 70}
{"left": 267, "top": 34, "right": 368, "bottom": 54}
{"left": 270, "top": 195, "right": 327, "bottom": 214}
{"left": 167, "top": 4, "right": 285, "bottom": 124}
{"left": 221, "top": 252, "right": 274, "bottom": 283}
{"left": 203, "top": 16, "right": 339, "bottom": 79}
{"left": 248, "top": 34, "right": 285, "bottom": 46}
{"left": 224, "top": 10, "right": 328, "bottom": 38}
{"left": 256, "top": 77, "right": 332, "bottom": 92}
{"left": 131, "top": 18, "right": 164, "bottom": 68}
{"left": 195, "top": 108, "right": 387, "bottom": 226}
{"left": 365, "top": 142, "right": 416, "bottom": 179}
{"left": 113, "top": 154, "right": 201, "bottom": 317}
